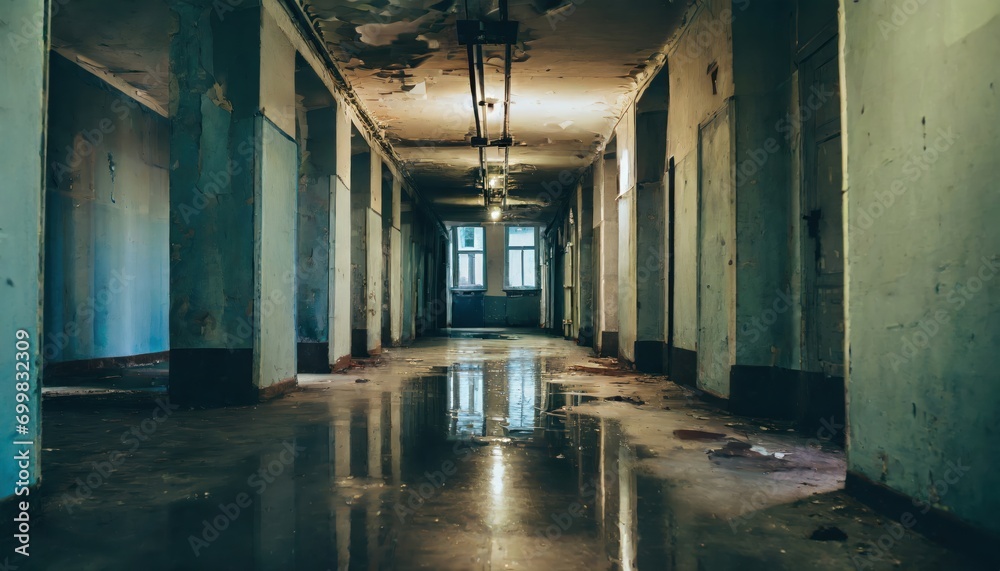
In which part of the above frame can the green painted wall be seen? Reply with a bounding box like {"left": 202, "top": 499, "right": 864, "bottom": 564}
{"left": 842, "top": 0, "right": 1000, "bottom": 533}
{"left": 255, "top": 117, "right": 298, "bottom": 388}
{"left": 0, "top": 0, "right": 48, "bottom": 499}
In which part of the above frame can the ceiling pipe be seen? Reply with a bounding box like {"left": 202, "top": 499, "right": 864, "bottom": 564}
{"left": 467, "top": 43, "right": 483, "bottom": 141}
{"left": 501, "top": 0, "right": 512, "bottom": 142}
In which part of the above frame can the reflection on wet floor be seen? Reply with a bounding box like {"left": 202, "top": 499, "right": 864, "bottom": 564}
{"left": 14, "top": 337, "right": 986, "bottom": 570}
{"left": 42, "top": 361, "right": 169, "bottom": 394}
{"left": 21, "top": 353, "right": 604, "bottom": 569}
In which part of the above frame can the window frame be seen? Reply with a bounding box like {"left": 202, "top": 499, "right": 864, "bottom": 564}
{"left": 451, "top": 226, "right": 487, "bottom": 291}
{"left": 504, "top": 225, "right": 540, "bottom": 291}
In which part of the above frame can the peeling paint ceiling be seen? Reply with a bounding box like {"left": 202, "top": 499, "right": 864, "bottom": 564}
{"left": 49, "top": 0, "right": 692, "bottom": 224}
{"left": 305, "top": 0, "right": 690, "bottom": 223}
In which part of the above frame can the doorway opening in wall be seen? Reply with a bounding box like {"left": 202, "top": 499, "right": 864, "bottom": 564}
{"left": 41, "top": 52, "right": 170, "bottom": 395}
{"left": 451, "top": 226, "right": 487, "bottom": 328}
{"left": 448, "top": 224, "right": 543, "bottom": 331}
{"left": 798, "top": 34, "right": 846, "bottom": 430}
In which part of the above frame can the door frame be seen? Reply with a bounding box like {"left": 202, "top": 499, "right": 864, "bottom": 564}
{"left": 695, "top": 99, "right": 736, "bottom": 396}
{"left": 798, "top": 35, "right": 844, "bottom": 377}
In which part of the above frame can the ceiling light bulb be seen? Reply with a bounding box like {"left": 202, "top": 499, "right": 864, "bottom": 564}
{"left": 490, "top": 207, "right": 502, "bottom": 221}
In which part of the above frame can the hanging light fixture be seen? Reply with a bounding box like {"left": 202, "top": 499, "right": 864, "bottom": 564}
{"left": 458, "top": 0, "right": 518, "bottom": 216}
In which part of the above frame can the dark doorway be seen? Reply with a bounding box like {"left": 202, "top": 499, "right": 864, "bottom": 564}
{"left": 800, "top": 37, "right": 844, "bottom": 379}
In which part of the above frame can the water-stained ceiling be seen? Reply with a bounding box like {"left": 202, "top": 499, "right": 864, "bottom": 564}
{"left": 303, "top": 0, "right": 690, "bottom": 223}
{"left": 48, "top": 0, "right": 691, "bottom": 224}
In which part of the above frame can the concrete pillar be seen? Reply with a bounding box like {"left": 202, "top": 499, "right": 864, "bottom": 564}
{"left": 617, "top": 105, "right": 638, "bottom": 366}
{"left": 329, "top": 106, "right": 352, "bottom": 370}
{"left": 350, "top": 150, "right": 383, "bottom": 356}
{"left": 0, "top": 0, "right": 48, "bottom": 500}
{"left": 296, "top": 106, "right": 335, "bottom": 373}
{"left": 389, "top": 176, "right": 403, "bottom": 345}
{"left": 168, "top": 1, "right": 298, "bottom": 405}
{"left": 594, "top": 154, "right": 620, "bottom": 357}
{"left": 841, "top": 0, "right": 1000, "bottom": 538}
{"left": 577, "top": 176, "right": 595, "bottom": 347}
{"left": 400, "top": 204, "right": 415, "bottom": 343}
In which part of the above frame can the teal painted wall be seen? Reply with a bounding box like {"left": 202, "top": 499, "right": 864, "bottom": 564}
{"left": 0, "top": 0, "right": 48, "bottom": 499}
{"left": 842, "top": 0, "right": 1000, "bottom": 534}
{"left": 44, "top": 54, "right": 169, "bottom": 364}
{"left": 255, "top": 117, "right": 299, "bottom": 388}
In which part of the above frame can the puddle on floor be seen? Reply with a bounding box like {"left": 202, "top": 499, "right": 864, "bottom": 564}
{"left": 8, "top": 344, "right": 987, "bottom": 570}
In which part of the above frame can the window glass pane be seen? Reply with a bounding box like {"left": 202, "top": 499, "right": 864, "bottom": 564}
{"left": 458, "top": 254, "right": 472, "bottom": 286}
{"left": 508, "top": 250, "right": 523, "bottom": 288}
{"left": 457, "top": 227, "right": 483, "bottom": 252}
{"left": 473, "top": 253, "right": 484, "bottom": 287}
{"left": 523, "top": 249, "right": 536, "bottom": 287}
{"left": 507, "top": 226, "right": 535, "bottom": 248}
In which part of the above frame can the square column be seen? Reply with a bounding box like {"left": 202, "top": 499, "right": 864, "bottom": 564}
{"left": 0, "top": 0, "right": 48, "bottom": 500}
{"left": 329, "top": 105, "right": 353, "bottom": 370}
{"left": 616, "top": 104, "right": 638, "bottom": 365}
{"left": 351, "top": 150, "right": 383, "bottom": 356}
{"left": 389, "top": 176, "right": 403, "bottom": 345}
{"left": 168, "top": 1, "right": 298, "bottom": 405}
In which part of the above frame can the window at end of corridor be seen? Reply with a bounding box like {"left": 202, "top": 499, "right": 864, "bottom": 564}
{"left": 505, "top": 226, "right": 538, "bottom": 290}
{"left": 453, "top": 226, "right": 485, "bottom": 289}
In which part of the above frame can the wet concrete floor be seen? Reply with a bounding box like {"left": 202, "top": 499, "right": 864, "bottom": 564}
{"left": 10, "top": 332, "right": 989, "bottom": 570}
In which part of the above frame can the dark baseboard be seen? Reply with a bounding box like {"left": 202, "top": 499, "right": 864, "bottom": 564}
{"left": 729, "top": 365, "right": 799, "bottom": 420}
{"left": 351, "top": 329, "right": 368, "bottom": 358}
{"left": 599, "top": 332, "right": 619, "bottom": 358}
{"left": 169, "top": 348, "right": 255, "bottom": 407}
{"left": 259, "top": 377, "right": 297, "bottom": 401}
{"left": 846, "top": 471, "right": 1000, "bottom": 567}
{"left": 44, "top": 351, "right": 169, "bottom": 377}
{"left": 297, "top": 342, "right": 330, "bottom": 374}
{"left": 634, "top": 340, "right": 666, "bottom": 374}
{"left": 667, "top": 346, "right": 697, "bottom": 388}
{"left": 729, "top": 365, "right": 845, "bottom": 439}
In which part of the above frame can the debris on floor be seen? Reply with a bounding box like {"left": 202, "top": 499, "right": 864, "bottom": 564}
{"left": 603, "top": 394, "right": 645, "bottom": 406}
{"left": 673, "top": 429, "right": 727, "bottom": 440}
{"left": 809, "top": 525, "right": 848, "bottom": 541}
{"left": 569, "top": 364, "right": 636, "bottom": 376}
